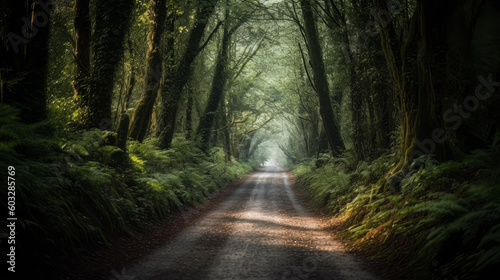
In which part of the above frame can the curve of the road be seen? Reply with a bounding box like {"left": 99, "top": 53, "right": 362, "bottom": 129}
{"left": 127, "top": 166, "right": 379, "bottom": 280}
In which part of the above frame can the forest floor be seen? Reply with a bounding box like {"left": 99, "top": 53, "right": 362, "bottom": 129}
{"left": 60, "top": 167, "right": 385, "bottom": 280}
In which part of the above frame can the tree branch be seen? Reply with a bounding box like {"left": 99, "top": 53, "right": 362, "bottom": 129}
{"left": 298, "top": 42, "right": 318, "bottom": 95}
{"left": 197, "top": 20, "right": 224, "bottom": 54}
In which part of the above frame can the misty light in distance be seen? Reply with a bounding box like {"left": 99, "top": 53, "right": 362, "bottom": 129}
{"left": 259, "top": 0, "right": 283, "bottom": 6}
{"left": 264, "top": 160, "right": 279, "bottom": 166}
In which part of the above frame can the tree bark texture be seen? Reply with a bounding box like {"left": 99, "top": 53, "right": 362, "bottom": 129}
{"left": 128, "top": 0, "right": 168, "bottom": 141}
{"left": 373, "top": 0, "right": 466, "bottom": 172}
{"left": 300, "top": 0, "right": 345, "bottom": 156}
{"left": 196, "top": 18, "right": 231, "bottom": 152}
{"left": 158, "top": 0, "right": 218, "bottom": 149}
{"left": 83, "top": 0, "right": 134, "bottom": 129}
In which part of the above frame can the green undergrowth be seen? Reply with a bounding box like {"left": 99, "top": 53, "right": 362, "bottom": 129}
{"left": 293, "top": 134, "right": 500, "bottom": 280}
{"left": 0, "top": 105, "right": 251, "bottom": 271}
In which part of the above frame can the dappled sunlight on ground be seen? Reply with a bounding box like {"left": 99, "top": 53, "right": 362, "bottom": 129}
{"left": 128, "top": 168, "right": 377, "bottom": 280}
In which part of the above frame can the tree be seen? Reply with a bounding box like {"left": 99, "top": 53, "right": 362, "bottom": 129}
{"left": 299, "top": 0, "right": 345, "bottom": 156}
{"left": 0, "top": 0, "right": 53, "bottom": 123}
{"left": 80, "top": 0, "right": 134, "bottom": 129}
{"left": 327, "top": 0, "right": 396, "bottom": 161}
{"left": 128, "top": 0, "right": 168, "bottom": 141}
{"left": 372, "top": 0, "right": 481, "bottom": 172}
{"left": 72, "top": 0, "right": 90, "bottom": 100}
{"left": 157, "top": 0, "right": 219, "bottom": 149}
{"left": 195, "top": 2, "right": 247, "bottom": 152}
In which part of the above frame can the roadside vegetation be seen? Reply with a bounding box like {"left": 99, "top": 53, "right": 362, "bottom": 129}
{"left": 0, "top": 104, "right": 251, "bottom": 271}
{"left": 293, "top": 133, "right": 500, "bottom": 279}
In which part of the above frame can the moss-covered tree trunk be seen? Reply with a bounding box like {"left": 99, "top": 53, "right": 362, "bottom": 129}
{"left": 373, "top": 0, "right": 424, "bottom": 172}
{"left": 0, "top": 0, "right": 52, "bottom": 123}
{"left": 195, "top": 16, "right": 231, "bottom": 152}
{"left": 300, "top": 0, "right": 345, "bottom": 156}
{"left": 221, "top": 103, "right": 232, "bottom": 162}
{"left": 340, "top": 1, "right": 369, "bottom": 161}
{"left": 185, "top": 94, "right": 194, "bottom": 140}
{"left": 155, "top": 8, "right": 175, "bottom": 139}
{"left": 373, "top": 0, "right": 462, "bottom": 172}
{"left": 83, "top": 0, "right": 134, "bottom": 129}
{"left": 72, "top": 0, "right": 90, "bottom": 100}
{"left": 128, "top": 0, "right": 167, "bottom": 142}
{"left": 158, "top": 0, "right": 218, "bottom": 149}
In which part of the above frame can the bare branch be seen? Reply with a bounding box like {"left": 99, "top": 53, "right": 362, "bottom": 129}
{"left": 197, "top": 20, "right": 224, "bottom": 54}
{"left": 231, "top": 35, "right": 265, "bottom": 82}
{"left": 298, "top": 42, "right": 318, "bottom": 95}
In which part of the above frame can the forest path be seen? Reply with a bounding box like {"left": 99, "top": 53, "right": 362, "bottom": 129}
{"left": 127, "top": 166, "right": 378, "bottom": 280}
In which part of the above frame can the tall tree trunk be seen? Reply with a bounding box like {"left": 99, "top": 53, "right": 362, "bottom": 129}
{"left": 221, "top": 107, "right": 232, "bottom": 162}
{"left": 340, "top": 17, "right": 367, "bottom": 161}
{"left": 299, "top": 118, "right": 310, "bottom": 157}
{"left": 1, "top": 0, "right": 52, "bottom": 123}
{"left": 72, "top": 0, "right": 90, "bottom": 100}
{"left": 317, "top": 125, "right": 330, "bottom": 156}
{"left": 239, "top": 131, "right": 256, "bottom": 162}
{"left": 372, "top": 70, "right": 395, "bottom": 152}
{"left": 300, "top": 0, "right": 345, "bottom": 156}
{"left": 83, "top": 0, "right": 134, "bottom": 129}
{"left": 158, "top": 0, "right": 218, "bottom": 149}
{"left": 0, "top": 0, "right": 52, "bottom": 123}
{"left": 310, "top": 110, "right": 320, "bottom": 157}
{"left": 155, "top": 8, "right": 175, "bottom": 139}
{"left": 185, "top": 93, "right": 193, "bottom": 140}
{"left": 195, "top": 14, "right": 231, "bottom": 152}
{"left": 128, "top": 0, "right": 168, "bottom": 141}
{"left": 373, "top": 0, "right": 460, "bottom": 172}
{"left": 373, "top": 0, "right": 415, "bottom": 172}
{"left": 114, "top": 69, "right": 135, "bottom": 125}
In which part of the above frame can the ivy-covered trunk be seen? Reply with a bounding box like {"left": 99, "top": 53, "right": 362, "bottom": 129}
{"left": 373, "top": 0, "right": 467, "bottom": 172}
{"left": 128, "top": 0, "right": 168, "bottom": 142}
{"left": 185, "top": 94, "right": 194, "bottom": 140}
{"left": 82, "top": 0, "right": 134, "bottom": 129}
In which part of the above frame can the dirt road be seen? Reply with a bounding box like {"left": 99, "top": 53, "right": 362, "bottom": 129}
{"left": 127, "top": 167, "right": 378, "bottom": 280}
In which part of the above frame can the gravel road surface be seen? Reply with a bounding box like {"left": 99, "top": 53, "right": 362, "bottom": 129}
{"left": 127, "top": 166, "right": 379, "bottom": 280}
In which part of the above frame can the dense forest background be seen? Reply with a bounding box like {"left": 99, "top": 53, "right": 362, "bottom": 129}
{"left": 1, "top": 0, "right": 500, "bottom": 279}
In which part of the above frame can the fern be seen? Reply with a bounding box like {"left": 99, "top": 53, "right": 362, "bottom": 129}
{"left": 0, "top": 105, "right": 21, "bottom": 152}
{"left": 477, "top": 224, "right": 500, "bottom": 269}
{"left": 292, "top": 133, "right": 500, "bottom": 279}
{"left": 0, "top": 104, "right": 252, "bottom": 274}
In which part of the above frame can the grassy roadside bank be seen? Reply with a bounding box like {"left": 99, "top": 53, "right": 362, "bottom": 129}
{"left": 0, "top": 106, "right": 251, "bottom": 277}
{"left": 292, "top": 135, "right": 500, "bottom": 280}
